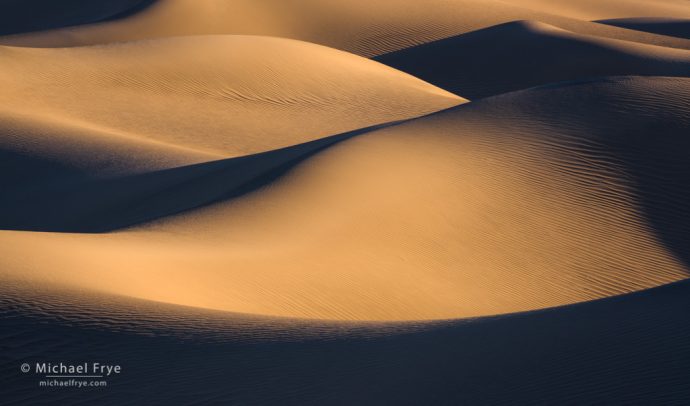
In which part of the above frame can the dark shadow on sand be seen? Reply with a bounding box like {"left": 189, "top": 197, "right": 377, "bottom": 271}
{"left": 374, "top": 21, "right": 690, "bottom": 99}
{"left": 0, "top": 0, "right": 156, "bottom": 36}
{"left": 596, "top": 18, "right": 690, "bottom": 40}
{"left": 1, "top": 275, "right": 690, "bottom": 405}
{"left": 0, "top": 120, "right": 405, "bottom": 233}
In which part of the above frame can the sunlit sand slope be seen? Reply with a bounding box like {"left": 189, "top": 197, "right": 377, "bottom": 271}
{"left": 375, "top": 20, "right": 690, "bottom": 98}
{"left": 1, "top": 76, "right": 688, "bottom": 321}
{"left": 2, "top": 0, "right": 690, "bottom": 55}
{"left": 501, "top": 0, "right": 690, "bottom": 21}
{"left": 0, "top": 36, "right": 461, "bottom": 163}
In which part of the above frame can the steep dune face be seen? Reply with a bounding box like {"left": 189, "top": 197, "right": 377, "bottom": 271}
{"left": 0, "top": 0, "right": 150, "bottom": 36}
{"left": 375, "top": 21, "right": 690, "bottom": 98}
{"left": 0, "top": 127, "right": 380, "bottom": 232}
{"left": 598, "top": 17, "right": 690, "bottom": 40}
{"left": 3, "top": 0, "right": 690, "bottom": 56}
{"left": 0, "top": 36, "right": 461, "bottom": 160}
{"left": 2, "top": 77, "right": 688, "bottom": 321}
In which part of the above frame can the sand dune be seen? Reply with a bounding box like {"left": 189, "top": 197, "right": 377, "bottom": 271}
{"left": 2, "top": 76, "right": 688, "bottom": 321}
{"left": 3, "top": 273, "right": 690, "bottom": 405}
{"left": 598, "top": 17, "right": 690, "bottom": 40}
{"left": 0, "top": 36, "right": 461, "bottom": 163}
{"left": 0, "top": 34, "right": 460, "bottom": 233}
{"left": 2, "top": 0, "right": 690, "bottom": 403}
{"left": 3, "top": 0, "right": 690, "bottom": 56}
{"left": 501, "top": 0, "right": 690, "bottom": 21}
{"left": 375, "top": 20, "right": 690, "bottom": 98}
{"left": 0, "top": 125, "right": 386, "bottom": 232}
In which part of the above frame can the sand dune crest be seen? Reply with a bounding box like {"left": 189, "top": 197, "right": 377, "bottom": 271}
{"left": 375, "top": 20, "right": 690, "bottom": 98}
{"left": 3, "top": 0, "right": 690, "bottom": 56}
{"left": 0, "top": 35, "right": 461, "bottom": 159}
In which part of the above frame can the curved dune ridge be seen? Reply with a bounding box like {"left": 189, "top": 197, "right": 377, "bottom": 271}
{"left": 375, "top": 20, "right": 690, "bottom": 98}
{"left": 3, "top": 0, "right": 690, "bottom": 56}
{"left": 0, "top": 35, "right": 461, "bottom": 180}
{"left": 500, "top": 0, "right": 690, "bottom": 21}
{"left": 1, "top": 76, "right": 688, "bottom": 321}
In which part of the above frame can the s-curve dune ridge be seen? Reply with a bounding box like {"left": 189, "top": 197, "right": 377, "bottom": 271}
{"left": 1, "top": 77, "right": 688, "bottom": 321}
{"left": 2, "top": 0, "right": 690, "bottom": 55}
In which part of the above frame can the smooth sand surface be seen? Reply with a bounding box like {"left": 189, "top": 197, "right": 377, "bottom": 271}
{"left": 501, "top": 0, "right": 690, "bottom": 21}
{"left": 0, "top": 35, "right": 461, "bottom": 161}
{"left": 2, "top": 0, "right": 690, "bottom": 404}
{"left": 3, "top": 0, "right": 690, "bottom": 55}
{"left": 2, "top": 77, "right": 688, "bottom": 321}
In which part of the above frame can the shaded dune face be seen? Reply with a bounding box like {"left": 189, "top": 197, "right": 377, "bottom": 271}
{"left": 0, "top": 0, "right": 151, "bottom": 36}
{"left": 3, "top": 0, "right": 690, "bottom": 55}
{"left": 597, "top": 17, "right": 690, "bottom": 40}
{"left": 375, "top": 20, "right": 690, "bottom": 98}
{"left": 2, "top": 77, "right": 688, "bottom": 321}
{"left": 0, "top": 124, "right": 389, "bottom": 232}
{"left": 3, "top": 280, "right": 690, "bottom": 405}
